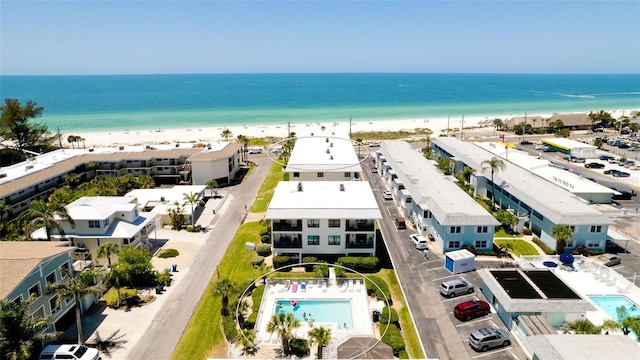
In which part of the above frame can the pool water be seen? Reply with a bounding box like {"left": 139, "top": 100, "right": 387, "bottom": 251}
{"left": 588, "top": 295, "right": 640, "bottom": 320}
{"left": 274, "top": 299, "right": 353, "bottom": 329}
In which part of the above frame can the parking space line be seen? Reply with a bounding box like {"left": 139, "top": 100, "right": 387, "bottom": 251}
{"left": 471, "top": 346, "right": 513, "bottom": 358}
{"left": 455, "top": 318, "right": 491, "bottom": 327}
{"left": 431, "top": 274, "right": 461, "bottom": 282}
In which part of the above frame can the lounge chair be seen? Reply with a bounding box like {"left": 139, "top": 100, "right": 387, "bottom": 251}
{"left": 607, "top": 277, "right": 617, "bottom": 287}
{"left": 292, "top": 282, "right": 298, "bottom": 293}
{"left": 355, "top": 280, "right": 362, "bottom": 292}
{"left": 617, "top": 284, "right": 631, "bottom": 293}
{"left": 348, "top": 279, "right": 355, "bottom": 292}
{"left": 322, "top": 280, "right": 327, "bottom": 292}
{"left": 285, "top": 280, "right": 291, "bottom": 291}
{"left": 341, "top": 281, "right": 349, "bottom": 292}
{"left": 301, "top": 282, "right": 307, "bottom": 292}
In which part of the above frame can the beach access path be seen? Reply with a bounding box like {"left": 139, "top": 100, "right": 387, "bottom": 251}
{"left": 85, "top": 153, "right": 273, "bottom": 360}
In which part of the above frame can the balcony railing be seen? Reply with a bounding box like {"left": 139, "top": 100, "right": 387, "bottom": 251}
{"left": 273, "top": 234, "right": 303, "bottom": 249}
{"left": 273, "top": 220, "right": 303, "bottom": 231}
{"left": 345, "top": 220, "right": 375, "bottom": 232}
{"left": 346, "top": 234, "right": 374, "bottom": 248}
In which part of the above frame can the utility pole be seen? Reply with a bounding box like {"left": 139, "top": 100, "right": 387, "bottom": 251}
{"left": 460, "top": 115, "right": 464, "bottom": 140}
{"left": 349, "top": 116, "right": 352, "bottom": 138}
{"left": 287, "top": 121, "right": 291, "bottom": 137}
{"left": 521, "top": 113, "right": 527, "bottom": 143}
{"left": 57, "top": 126, "right": 62, "bottom": 149}
{"left": 446, "top": 116, "right": 450, "bottom": 137}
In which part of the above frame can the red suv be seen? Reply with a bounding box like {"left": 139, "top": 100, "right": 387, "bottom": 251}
{"left": 453, "top": 300, "right": 490, "bottom": 321}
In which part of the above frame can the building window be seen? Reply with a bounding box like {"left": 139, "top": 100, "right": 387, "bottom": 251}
{"left": 104, "top": 218, "right": 110, "bottom": 227}
{"left": 307, "top": 219, "right": 320, "bottom": 228}
{"left": 586, "top": 240, "right": 601, "bottom": 248}
{"left": 293, "top": 172, "right": 300, "bottom": 178}
{"left": 423, "top": 210, "right": 432, "bottom": 219}
{"left": 88, "top": 220, "right": 101, "bottom": 228}
{"left": 475, "top": 240, "right": 488, "bottom": 248}
{"left": 328, "top": 235, "right": 340, "bottom": 245}
{"left": 31, "top": 306, "right": 45, "bottom": 321}
{"left": 328, "top": 219, "right": 341, "bottom": 228}
{"left": 28, "top": 284, "right": 41, "bottom": 299}
{"left": 566, "top": 240, "right": 574, "bottom": 248}
{"left": 590, "top": 225, "right": 602, "bottom": 233}
{"left": 450, "top": 226, "right": 462, "bottom": 234}
{"left": 46, "top": 272, "right": 56, "bottom": 284}
{"left": 317, "top": 172, "right": 324, "bottom": 178}
{"left": 344, "top": 172, "right": 351, "bottom": 178}
{"left": 447, "top": 241, "right": 461, "bottom": 249}
{"left": 569, "top": 226, "right": 575, "bottom": 232}
{"left": 60, "top": 262, "right": 70, "bottom": 275}
{"left": 49, "top": 296, "right": 60, "bottom": 314}
{"left": 476, "top": 226, "right": 488, "bottom": 233}
{"left": 307, "top": 235, "right": 320, "bottom": 245}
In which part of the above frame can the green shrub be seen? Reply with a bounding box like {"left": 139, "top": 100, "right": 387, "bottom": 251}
{"left": 522, "top": 228, "right": 533, "bottom": 235}
{"left": 381, "top": 323, "right": 405, "bottom": 356}
{"left": 256, "top": 244, "right": 272, "bottom": 257}
{"left": 245, "top": 312, "right": 257, "bottom": 330}
{"left": 272, "top": 256, "right": 292, "bottom": 271}
{"left": 251, "top": 285, "right": 265, "bottom": 313}
{"left": 532, "top": 237, "right": 554, "bottom": 255}
{"left": 301, "top": 256, "right": 318, "bottom": 272}
{"left": 289, "top": 338, "right": 309, "bottom": 357}
{"left": 156, "top": 269, "right": 173, "bottom": 286}
{"left": 102, "top": 287, "right": 138, "bottom": 307}
{"left": 380, "top": 306, "right": 399, "bottom": 325}
{"left": 251, "top": 256, "right": 265, "bottom": 267}
{"left": 158, "top": 248, "right": 180, "bottom": 258}
{"left": 398, "top": 350, "right": 409, "bottom": 359}
{"left": 337, "top": 256, "right": 380, "bottom": 273}
{"left": 476, "top": 250, "right": 496, "bottom": 256}
{"left": 222, "top": 314, "right": 237, "bottom": 342}
{"left": 260, "top": 235, "right": 271, "bottom": 243}
{"left": 364, "top": 275, "right": 392, "bottom": 305}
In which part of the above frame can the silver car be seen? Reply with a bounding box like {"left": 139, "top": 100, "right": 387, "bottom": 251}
{"left": 469, "top": 327, "right": 511, "bottom": 352}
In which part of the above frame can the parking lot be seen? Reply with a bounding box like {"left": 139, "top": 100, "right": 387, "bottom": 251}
{"left": 363, "top": 155, "right": 526, "bottom": 360}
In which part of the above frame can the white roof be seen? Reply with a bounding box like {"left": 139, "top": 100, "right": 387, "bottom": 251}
{"left": 541, "top": 137, "right": 597, "bottom": 150}
{"left": 285, "top": 132, "right": 362, "bottom": 173}
{"left": 446, "top": 249, "right": 475, "bottom": 261}
{"left": 432, "top": 137, "right": 612, "bottom": 226}
{"left": 66, "top": 196, "right": 137, "bottom": 220}
{"left": 126, "top": 185, "right": 206, "bottom": 208}
{"left": 380, "top": 141, "right": 499, "bottom": 226}
{"left": 265, "top": 181, "right": 382, "bottom": 219}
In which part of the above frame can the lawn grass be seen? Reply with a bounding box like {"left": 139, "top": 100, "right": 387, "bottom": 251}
{"left": 250, "top": 161, "right": 285, "bottom": 212}
{"left": 494, "top": 239, "right": 540, "bottom": 257}
{"left": 494, "top": 228, "right": 521, "bottom": 238}
{"left": 171, "top": 221, "right": 265, "bottom": 360}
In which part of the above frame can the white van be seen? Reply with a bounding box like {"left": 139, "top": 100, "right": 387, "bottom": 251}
{"left": 40, "top": 344, "right": 101, "bottom": 360}
{"left": 248, "top": 147, "right": 263, "bottom": 154}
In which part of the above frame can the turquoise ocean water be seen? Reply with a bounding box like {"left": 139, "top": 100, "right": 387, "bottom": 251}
{"left": 1, "top": 73, "right": 639, "bottom": 133}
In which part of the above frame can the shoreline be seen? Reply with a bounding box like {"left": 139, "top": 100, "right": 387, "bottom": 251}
{"left": 64, "top": 109, "right": 637, "bottom": 148}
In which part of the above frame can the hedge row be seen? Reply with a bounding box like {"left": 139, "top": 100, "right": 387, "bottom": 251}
{"left": 337, "top": 256, "right": 380, "bottom": 273}
{"left": 364, "top": 275, "right": 392, "bottom": 305}
{"left": 381, "top": 323, "right": 405, "bottom": 356}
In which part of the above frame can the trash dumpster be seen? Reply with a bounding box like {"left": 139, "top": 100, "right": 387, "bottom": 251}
{"left": 172, "top": 264, "right": 178, "bottom": 272}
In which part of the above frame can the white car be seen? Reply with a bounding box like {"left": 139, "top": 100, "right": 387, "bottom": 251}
{"left": 40, "top": 344, "right": 101, "bottom": 360}
{"left": 272, "top": 147, "right": 284, "bottom": 154}
{"left": 382, "top": 190, "right": 393, "bottom": 200}
{"left": 369, "top": 142, "right": 381, "bottom": 147}
{"left": 248, "top": 148, "right": 262, "bottom": 154}
{"left": 409, "top": 234, "right": 428, "bottom": 250}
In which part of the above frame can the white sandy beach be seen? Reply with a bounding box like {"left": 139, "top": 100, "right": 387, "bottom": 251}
{"left": 69, "top": 110, "right": 636, "bottom": 148}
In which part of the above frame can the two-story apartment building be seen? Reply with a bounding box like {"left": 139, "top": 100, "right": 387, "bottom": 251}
{"left": 266, "top": 181, "right": 382, "bottom": 259}
{"left": 284, "top": 132, "right": 362, "bottom": 181}
{"left": 0, "top": 242, "right": 80, "bottom": 334}
{"left": 377, "top": 141, "right": 499, "bottom": 252}
{"left": 431, "top": 137, "right": 613, "bottom": 251}
{"left": 30, "top": 196, "right": 156, "bottom": 266}
{"left": 0, "top": 142, "right": 241, "bottom": 220}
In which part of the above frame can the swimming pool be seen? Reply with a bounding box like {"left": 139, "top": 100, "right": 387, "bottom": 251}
{"left": 274, "top": 299, "right": 353, "bottom": 329}
{"left": 588, "top": 295, "right": 640, "bottom": 320}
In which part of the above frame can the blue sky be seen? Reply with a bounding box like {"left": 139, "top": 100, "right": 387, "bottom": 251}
{"left": 1, "top": 1, "right": 639, "bottom": 75}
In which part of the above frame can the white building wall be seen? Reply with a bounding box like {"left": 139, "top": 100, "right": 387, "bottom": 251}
{"left": 191, "top": 157, "right": 231, "bottom": 185}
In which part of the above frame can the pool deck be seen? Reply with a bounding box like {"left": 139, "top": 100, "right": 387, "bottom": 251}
{"left": 522, "top": 255, "right": 640, "bottom": 327}
{"left": 255, "top": 278, "right": 375, "bottom": 346}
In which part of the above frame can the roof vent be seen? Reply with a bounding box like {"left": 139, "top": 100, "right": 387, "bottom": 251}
{"left": 88, "top": 148, "right": 94, "bottom": 152}
{"left": 119, "top": 146, "right": 124, "bottom": 151}
{"left": 326, "top": 137, "right": 329, "bottom": 142}
{"left": 330, "top": 142, "right": 333, "bottom": 147}
{"left": 0, "top": 173, "right": 7, "bottom": 178}
{"left": 297, "top": 182, "right": 303, "bottom": 192}
{"left": 25, "top": 165, "right": 34, "bottom": 170}
{"left": 160, "top": 196, "right": 166, "bottom": 202}
{"left": 330, "top": 155, "right": 333, "bottom": 160}
{"left": 326, "top": 148, "right": 330, "bottom": 154}
{"left": 340, "top": 184, "right": 345, "bottom": 192}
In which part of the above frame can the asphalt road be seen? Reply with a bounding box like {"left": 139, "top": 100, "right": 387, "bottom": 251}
{"left": 128, "top": 154, "right": 273, "bottom": 360}
{"left": 362, "top": 158, "right": 527, "bottom": 360}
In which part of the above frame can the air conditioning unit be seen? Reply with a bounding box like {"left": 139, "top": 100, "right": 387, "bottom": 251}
{"left": 88, "top": 148, "right": 94, "bottom": 152}
{"left": 297, "top": 182, "right": 303, "bottom": 192}
{"left": 339, "top": 184, "right": 345, "bottom": 191}
{"left": 119, "top": 146, "right": 124, "bottom": 150}
{"left": 0, "top": 173, "right": 7, "bottom": 178}
{"left": 26, "top": 165, "right": 34, "bottom": 170}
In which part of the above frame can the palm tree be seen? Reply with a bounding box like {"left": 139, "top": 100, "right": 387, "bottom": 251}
{"left": 182, "top": 192, "right": 202, "bottom": 226}
{"left": 562, "top": 319, "right": 603, "bottom": 334}
{"left": 307, "top": 326, "right": 332, "bottom": 359}
{"left": 0, "top": 298, "right": 58, "bottom": 360}
{"left": 102, "top": 263, "right": 131, "bottom": 308}
{"left": 480, "top": 157, "right": 506, "bottom": 209}
{"left": 204, "top": 179, "right": 219, "bottom": 198}
{"left": 551, "top": 225, "right": 573, "bottom": 254}
{"left": 221, "top": 128, "right": 233, "bottom": 141}
{"left": 236, "top": 134, "right": 249, "bottom": 162}
{"left": 266, "top": 312, "right": 300, "bottom": 356}
{"left": 97, "top": 243, "right": 120, "bottom": 268}
{"left": 603, "top": 306, "right": 640, "bottom": 338}
{"left": 212, "top": 278, "right": 237, "bottom": 316}
{"left": 238, "top": 329, "right": 258, "bottom": 355}
{"left": 21, "top": 200, "right": 75, "bottom": 241}
{"left": 65, "top": 173, "right": 80, "bottom": 187}
{"left": 46, "top": 269, "right": 103, "bottom": 344}
{"left": 136, "top": 174, "right": 155, "bottom": 189}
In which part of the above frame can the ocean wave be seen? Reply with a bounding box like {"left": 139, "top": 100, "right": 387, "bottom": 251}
{"left": 559, "top": 94, "right": 596, "bottom": 99}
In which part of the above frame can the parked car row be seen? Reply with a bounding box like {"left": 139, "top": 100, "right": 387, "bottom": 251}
{"left": 604, "top": 169, "right": 631, "bottom": 177}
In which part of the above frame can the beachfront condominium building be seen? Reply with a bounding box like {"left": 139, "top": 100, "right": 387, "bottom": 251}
{"left": 29, "top": 196, "right": 157, "bottom": 266}
{"left": 284, "top": 131, "right": 363, "bottom": 181}
{"left": 431, "top": 137, "right": 613, "bottom": 251}
{"left": 125, "top": 185, "right": 206, "bottom": 226}
{"left": 265, "top": 181, "right": 382, "bottom": 259}
{"left": 0, "top": 242, "right": 84, "bottom": 334}
{"left": 0, "top": 142, "right": 241, "bottom": 220}
{"left": 376, "top": 141, "right": 499, "bottom": 252}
